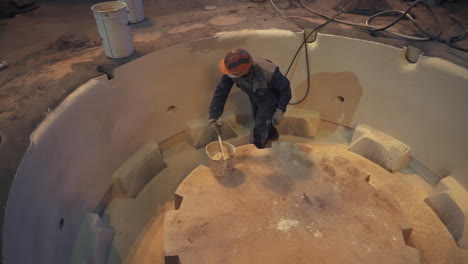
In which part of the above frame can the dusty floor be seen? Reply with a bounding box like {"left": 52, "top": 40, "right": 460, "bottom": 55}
{"left": 104, "top": 138, "right": 464, "bottom": 264}
{"left": 166, "top": 143, "right": 419, "bottom": 264}
{"left": 1, "top": 0, "right": 468, "bottom": 261}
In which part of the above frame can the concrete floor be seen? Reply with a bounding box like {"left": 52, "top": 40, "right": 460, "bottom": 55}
{"left": 1, "top": 0, "right": 468, "bottom": 261}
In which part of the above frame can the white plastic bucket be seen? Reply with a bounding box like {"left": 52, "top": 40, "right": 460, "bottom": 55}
{"left": 91, "top": 1, "right": 134, "bottom": 58}
{"left": 118, "top": 0, "right": 144, "bottom": 24}
{"left": 206, "top": 141, "right": 236, "bottom": 178}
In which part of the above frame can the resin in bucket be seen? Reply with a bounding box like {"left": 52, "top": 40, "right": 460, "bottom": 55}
{"left": 91, "top": 1, "right": 134, "bottom": 58}
{"left": 206, "top": 141, "right": 236, "bottom": 177}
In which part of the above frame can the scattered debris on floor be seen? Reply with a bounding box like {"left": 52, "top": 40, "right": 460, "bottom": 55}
{"left": 0, "top": 61, "right": 8, "bottom": 71}
{"left": 48, "top": 34, "right": 101, "bottom": 51}
{"left": 204, "top": 5, "right": 217, "bottom": 10}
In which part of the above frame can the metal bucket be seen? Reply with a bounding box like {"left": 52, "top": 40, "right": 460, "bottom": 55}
{"left": 206, "top": 141, "right": 236, "bottom": 177}
{"left": 118, "top": 0, "right": 145, "bottom": 24}
{"left": 91, "top": 1, "right": 134, "bottom": 58}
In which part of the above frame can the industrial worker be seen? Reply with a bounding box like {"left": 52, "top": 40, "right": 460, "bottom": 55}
{"left": 208, "top": 48, "right": 292, "bottom": 149}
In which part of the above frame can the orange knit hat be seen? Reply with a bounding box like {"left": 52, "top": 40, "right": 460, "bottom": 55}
{"left": 219, "top": 48, "right": 253, "bottom": 75}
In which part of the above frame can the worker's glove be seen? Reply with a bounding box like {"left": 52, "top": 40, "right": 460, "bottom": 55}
{"left": 272, "top": 109, "right": 284, "bottom": 126}
{"left": 208, "top": 118, "right": 221, "bottom": 135}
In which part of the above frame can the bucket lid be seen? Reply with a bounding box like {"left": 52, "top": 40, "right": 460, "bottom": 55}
{"left": 91, "top": 1, "right": 127, "bottom": 13}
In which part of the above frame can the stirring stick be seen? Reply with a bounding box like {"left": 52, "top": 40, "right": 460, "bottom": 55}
{"left": 217, "top": 134, "right": 228, "bottom": 160}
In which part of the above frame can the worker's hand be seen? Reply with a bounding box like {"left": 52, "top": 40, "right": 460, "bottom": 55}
{"left": 272, "top": 109, "right": 284, "bottom": 126}
{"left": 208, "top": 118, "right": 221, "bottom": 135}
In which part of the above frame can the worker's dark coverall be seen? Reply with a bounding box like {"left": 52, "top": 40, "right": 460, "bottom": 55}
{"left": 209, "top": 58, "right": 292, "bottom": 148}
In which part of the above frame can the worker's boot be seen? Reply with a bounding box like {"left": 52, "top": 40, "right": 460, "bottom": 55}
{"left": 253, "top": 134, "right": 265, "bottom": 149}
{"left": 268, "top": 126, "right": 279, "bottom": 141}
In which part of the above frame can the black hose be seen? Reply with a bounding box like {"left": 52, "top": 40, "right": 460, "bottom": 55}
{"left": 269, "top": 0, "right": 304, "bottom": 30}
{"left": 367, "top": 0, "right": 426, "bottom": 32}
{"left": 300, "top": 0, "right": 466, "bottom": 49}
{"left": 365, "top": 2, "right": 442, "bottom": 40}
{"left": 271, "top": 0, "right": 468, "bottom": 106}
{"left": 289, "top": 3, "right": 354, "bottom": 105}
{"left": 443, "top": 16, "right": 468, "bottom": 52}
{"left": 288, "top": 31, "right": 311, "bottom": 105}
{"left": 270, "top": 0, "right": 355, "bottom": 105}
